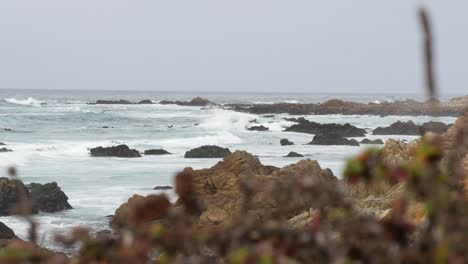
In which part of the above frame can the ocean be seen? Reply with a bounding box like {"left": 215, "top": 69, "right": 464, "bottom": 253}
{"left": 0, "top": 89, "right": 457, "bottom": 251}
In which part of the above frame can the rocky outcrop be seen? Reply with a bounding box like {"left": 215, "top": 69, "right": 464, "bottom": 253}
{"left": 90, "top": 145, "right": 141, "bottom": 158}
{"left": 308, "top": 134, "right": 360, "bottom": 146}
{"left": 360, "top": 138, "right": 384, "bottom": 144}
{"left": 113, "top": 151, "right": 338, "bottom": 228}
{"left": 0, "top": 147, "right": 12, "bottom": 152}
{"left": 373, "top": 121, "right": 451, "bottom": 135}
{"left": 137, "top": 100, "right": 153, "bottom": 104}
{"left": 285, "top": 152, "right": 304, "bottom": 157}
{"left": 0, "top": 222, "right": 15, "bottom": 240}
{"left": 247, "top": 125, "right": 269, "bottom": 131}
{"left": 153, "top": 186, "right": 173, "bottom": 190}
{"left": 159, "top": 97, "right": 213, "bottom": 107}
{"left": 144, "top": 149, "right": 171, "bottom": 155}
{"left": 380, "top": 139, "right": 419, "bottom": 167}
{"left": 231, "top": 96, "right": 467, "bottom": 116}
{"left": 94, "top": 99, "right": 132, "bottom": 104}
{"left": 0, "top": 142, "right": 5, "bottom": 145}
{"left": 280, "top": 139, "right": 294, "bottom": 146}
{"left": 284, "top": 118, "right": 366, "bottom": 137}
{"left": 27, "top": 182, "right": 72, "bottom": 213}
{"left": 184, "top": 145, "right": 231, "bottom": 158}
{"left": 0, "top": 177, "right": 36, "bottom": 216}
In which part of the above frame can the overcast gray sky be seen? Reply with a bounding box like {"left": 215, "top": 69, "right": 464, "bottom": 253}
{"left": 0, "top": 1, "right": 466, "bottom": 95}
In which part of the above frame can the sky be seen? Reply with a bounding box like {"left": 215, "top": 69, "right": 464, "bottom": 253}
{"left": 0, "top": 1, "right": 466, "bottom": 95}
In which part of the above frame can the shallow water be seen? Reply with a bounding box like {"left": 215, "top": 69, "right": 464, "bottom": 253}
{"left": 0, "top": 89, "right": 457, "bottom": 251}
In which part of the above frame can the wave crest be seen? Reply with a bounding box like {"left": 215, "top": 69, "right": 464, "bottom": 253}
{"left": 4, "top": 97, "right": 43, "bottom": 107}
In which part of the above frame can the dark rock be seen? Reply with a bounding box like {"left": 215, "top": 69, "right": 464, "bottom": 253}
{"left": 28, "top": 182, "right": 72, "bottom": 213}
{"left": 0, "top": 222, "right": 15, "bottom": 240}
{"left": 280, "top": 139, "right": 294, "bottom": 146}
{"left": 0, "top": 142, "right": 5, "bottom": 145}
{"left": 95, "top": 99, "right": 132, "bottom": 104}
{"left": 153, "top": 186, "right": 173, "bottom": 190}
{"left": 420, "top": 121, "right": 452, "bottom": 134}
{"left": 0, "top": 177, "right": 38, "bottom": 216}
{"left": 307, "top": 134, "right": 360, "bottom": 146}
{"left": 90, "top": 145, "right": 141, "bottom": 158}
{"left": 249, "top": 119, "right": 259, "bottom": 124}
{"left": 262, "top": 115, "right": 275, "bottom": 118}
{"left": 137, "top": 99, "right": 153, "bottom": 104}
{"left": 285, "top": 152, "right": 304, "bottom": 157}
{"left": 284, "top": 118, "right": 366, "bottom": 137}
{"left": 373, "top": 121, "right": 450, "bottom": 135}
{"left": 160, "top": 97, "right": 213, "bottom": 106}
{"left": 144, "top": 149, "right": 171, "bottom": 155}
{"left": 360, "top": 138, "right": 384, "bottom": 144}
{"left": 0, "top": 148, "right": 12, "bottom": 152}
{"left": 247, "top": 125, "right": 269, "bottom": 131}
{"left": 184, "top": 145, "right": 231, "bottom": 158}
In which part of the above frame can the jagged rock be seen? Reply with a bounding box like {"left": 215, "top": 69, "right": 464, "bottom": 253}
{"left": 0, "top": 147, "right": 12, "bottom": 152}
{"left": 308, "top": 134, "right": 360, "bottom": 146}
{"left": 179, "top": 151, "right": 338, "bottom": 225}
{"left": 184, "top": 145, "right": 231, "bottom": 158}
{"left": 373, "top": 121, "right": 451, "bottom": 135}
{"left": 95, "top": 99, "right": 132, "bottom": 104}
{"left": 28, "top": 182, "right": 72, "bottom": 213}
{"left": 285, "top": 152, "right": 304, "bottom": 157}
{"left": 90, "top": 145, "right": 141, "bottom": 158}
{"left": 360, "top": 138, "right": 384, "bottom": 144}
{"left": 284, "top": 118, "right": 366, "bottom": 137}
{"left": 280, "top": 139, "right": 294, "bottom": 146}
{"left": 247, "top": 125, "right": 269, "bottom": 131}
{"left": 153, "top": 186, "right": 173, "bottom": 190}
{"left": 0, "top": 177, "right": 37, "bottom": 216}
{"left": 0, "top": 222, "right": 15, "bottom": 240}
{"left": 380, "top": 139, "right": 419, "bottom": 167}
{"left": 144, "top": 149, "right": 171, "bottom": 155}
{"left": 137, "top": 99, "right": 153, "bottom": 104}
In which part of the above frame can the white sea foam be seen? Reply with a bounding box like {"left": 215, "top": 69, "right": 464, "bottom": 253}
{"left": 159, "top": 131, "right": 243, "bottom": 149}
{"left": 4, "top": 97, "right": 43, "bottom": 107}
{"left": 199, "top": 108, "right": 256, "bottom": 131}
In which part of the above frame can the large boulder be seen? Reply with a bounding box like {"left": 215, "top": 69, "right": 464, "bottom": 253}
{"left": 184, "top": 145, "right": 231, "bottom": 159}
{"left": 360, "top": 138, "right": 384, "bottom": 144}
{"left": 90, "top": 145, "right": 141, "bottom": 158}
{"left": 380, "top": 139, "right": 419, "bottom": 167}
{"left": 421, "top": 121, "right": 452, "bottom": 134}
{"left": 285, "top": 152, "right": 304, "bottom": 157}
{"left": 308, "top": 134, "right": 360, "bottom": 146}
{"left": 0, "top": 222, "right": 15, "bottom": 240}
{"left": 28, "top": 183, "right": 72, "bottom": 213}
{"left": 0, "top": 147, "right": 12, "bottom": 152}
{"left": 280, "top": 138, "right": 294, "bottom": 146}
{"left": 284, "top": 118, "right": 366, "bottom": 137}
{"left": 144, "top": 149, "right": 171, "bottom": 155}
{"left": 0, "top": 177, "right": 37, "bottom": 216}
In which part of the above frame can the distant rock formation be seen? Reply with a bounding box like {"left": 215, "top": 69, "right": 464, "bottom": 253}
{"left": 285, "top": 152, "right": 304, "bottom": 157}
{"left": 373, "top": 121, "right": 451, "bottom": 135}
{"left": 159, "top": 97, "right": 213, "bottom": 107}
{"left": 360, "top": 138, "right": 384, "bottom": 144}
{"left": 284, "top": 117, "right": 366, "bottom": 137}
{"left": 184, "top": 145, "right": 231, "bottom": 158}
{"left": 0, "top": 147, "right": 12, "bottom": 153}
{"left": 307, "top": 134, "right": 360, "bottom": 146}
{"left": 90, "top": 145, "right": 141, "bottom": 158}
{"left": 247, "top": 125, "right": 269, "bottom": 131}
{"left": 144, "top": 149, "right": 171, "bottom": 155}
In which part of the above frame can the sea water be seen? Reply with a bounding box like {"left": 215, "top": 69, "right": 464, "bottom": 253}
{"left": 0, "top": 89, "right": 457, "bottom": 251}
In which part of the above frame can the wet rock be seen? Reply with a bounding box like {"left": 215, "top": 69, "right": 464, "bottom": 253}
{"left": 184, "top": 145, "right": 231, "bottom": 158}
{"left": 308, "top": 134, "right": 360, "bottom": 146}
{"left": 0, "top": 177, "right": 37, "bottom": 216}
{"left": 153, "top": 186, "right": 173, "bottom": 190}
{"left": 90, "top": 145, "right": 141, "bottom": 158}
{"left": 280, "top": 138, "right": 294, "bottom": 146}
{"left": 284, "top": 118, "right": 366, "bottom": 137}
{"left": 247, "top": 125, "right": 269, "bottom": 131}
{"left": 28, "top": 182, "right": 72, "bottom": 213}
{"left": 0, "top": 147, "right": 12, "bottom": 152}
{"left": 285, "top": 152, "right": 304, "bottom": 157}
{"left": 0, "top": 222, "right": 15, "bottom": 240}
{"left": 137, "top": 99, "right": 153, "bottom": 104}
{"left": 420, "top": 121, "right": 452, "bottom": 134}
{"left": 144, "top": 149, "right": 171, "bottom": 155}
{"left": 95, "top": 99, "right": 132, "bottom": 104}
{"left": 360, "top": 138, "right": 384, "bottom": 144}
{"left": 160, "top": 97, "right": 213, "bottom": 106}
